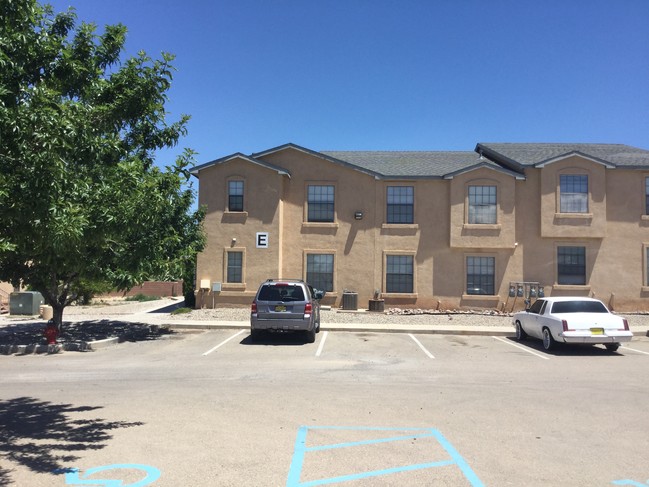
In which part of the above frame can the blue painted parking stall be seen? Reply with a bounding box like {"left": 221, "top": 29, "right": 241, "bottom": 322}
{"left": 287, "top": 426, "right": 484, "bottom": 486}
{"left": 62, "top": 464, "right": 160, "bottom": 486}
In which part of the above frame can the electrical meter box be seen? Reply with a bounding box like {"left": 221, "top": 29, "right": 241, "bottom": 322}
{"left": 10, "top": 291, "right": 44, "bottom": 315}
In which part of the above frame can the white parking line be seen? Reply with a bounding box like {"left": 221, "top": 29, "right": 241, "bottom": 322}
{"left": 202, "top": 329, "right": 246, "bottom": 356}
{"left": 492, "top": 336, "right": 550, "bottom": 360}
{"left": 621, "top": 345, "right": 649, "bottom": 356}
{"left": 315, "top": 331, "right": 329, "bottom": 357}
{"left": 408, "top": 334, "right": 435, "bottom": 359}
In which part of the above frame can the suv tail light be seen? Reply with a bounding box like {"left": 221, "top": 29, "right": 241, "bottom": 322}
{"left": 304, "top": 302, "right": 312, "bottom": 315}
{"left": 251, "top": 301, "right": 257, "bottom": 313}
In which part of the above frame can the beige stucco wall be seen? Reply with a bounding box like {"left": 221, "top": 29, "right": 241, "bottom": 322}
{"left": 194, "top": 148, "right": 649, "bottom": 312}
{"left": 0, "top": 281, "right": 13, "bottom": 296}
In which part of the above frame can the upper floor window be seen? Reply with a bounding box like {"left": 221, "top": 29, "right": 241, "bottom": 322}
{"left": 387, "top": 186, "right": 414, "bottom": 224}
{"left": 468, "top": 185, "right": 497, "bottom": 224}
{"left": 307, "top": 185, "right": 334, "bottom": 222}
{"left": 227, "top": 251, "right": 243, "bottom": 283}
{"left": 306, "top": 254, "right": 334, "bottom": 292}
{"left": 466, "top": 256, "right": 495, "bottom": 295}
{"left": 386, "top": 255, "right": 413, "bottom": 293}
{"left": 560, "top": 175, "right": 588, "bottom": 213}
{"left": 228, "top": 180, "right": 244, "bottom": 212}
{"left": 557, "top": 246, "right": 586, "bottom": 285}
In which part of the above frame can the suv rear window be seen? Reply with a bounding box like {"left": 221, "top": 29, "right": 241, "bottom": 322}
{"left": 258, "top": 284, "right": 305, "bottom": 302}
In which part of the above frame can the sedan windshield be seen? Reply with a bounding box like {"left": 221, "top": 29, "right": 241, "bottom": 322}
{"left": 551, "top": 300, "right": 608, "bottom": 314}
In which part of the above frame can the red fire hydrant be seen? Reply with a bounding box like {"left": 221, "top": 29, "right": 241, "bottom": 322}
{"left": 44, "top": 321, "right": 58, "bottom": 345}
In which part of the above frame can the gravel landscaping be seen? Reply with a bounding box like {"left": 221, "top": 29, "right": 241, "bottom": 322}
{"left": 164, "top": 303, "right": 649, "bottom": 328}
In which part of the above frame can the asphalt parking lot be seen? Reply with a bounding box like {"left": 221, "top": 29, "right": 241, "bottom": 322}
{"left": 1, "top": 329, "right": 648, "bottom": 486}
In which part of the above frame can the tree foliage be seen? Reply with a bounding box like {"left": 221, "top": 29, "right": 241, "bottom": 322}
{"left": 0, "top": 0, "right": 205, "bottom": 326}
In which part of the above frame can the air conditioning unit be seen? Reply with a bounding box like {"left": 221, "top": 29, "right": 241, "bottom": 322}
{"left": 10, "top": 292, "right": 44, "bottom": 315}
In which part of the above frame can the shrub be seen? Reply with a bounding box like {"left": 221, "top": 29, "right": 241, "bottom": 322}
{"left": 171, "top": 307, "right": 192, "bottom": 315}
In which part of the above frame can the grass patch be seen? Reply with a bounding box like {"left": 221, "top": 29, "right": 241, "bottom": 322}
{"left": 171, "top": 307, "right": 192, "bottom": 315}
{"left": 125, "top": 294, "right": 161, "bottom": 302}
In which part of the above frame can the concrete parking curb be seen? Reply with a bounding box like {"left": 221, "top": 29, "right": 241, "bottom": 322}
{"left": 0, "top": 335, "right": 129, "bottom": 355}
{"left": 0, "top": 341, "right": 94, "bottom": 355}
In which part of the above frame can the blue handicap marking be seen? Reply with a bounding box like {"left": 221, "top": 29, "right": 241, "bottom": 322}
{"left": 612, "top": 481, "right": 649, "bottom": 486}
{"left": 64, "top": 464, "right": 160, "bottom": 486}
{"left": 286, "top": 426, "right": 484, "bottom": 486}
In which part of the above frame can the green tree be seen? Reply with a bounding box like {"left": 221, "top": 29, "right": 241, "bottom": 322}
{"left": 0, "top": 0, "right": 205, "bottom": 328}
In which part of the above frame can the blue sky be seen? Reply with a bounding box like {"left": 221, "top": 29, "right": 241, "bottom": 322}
{"left": 47, "top": 0, "right": 649, "bottom": 167}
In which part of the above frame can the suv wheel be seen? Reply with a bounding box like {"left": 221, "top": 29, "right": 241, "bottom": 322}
{"left": 305, "top": 327, "right": 316, "bottom": 343}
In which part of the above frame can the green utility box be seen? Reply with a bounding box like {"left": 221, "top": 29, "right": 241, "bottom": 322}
{"left": 9, "top": 291, "right": 44, "bottom": 315}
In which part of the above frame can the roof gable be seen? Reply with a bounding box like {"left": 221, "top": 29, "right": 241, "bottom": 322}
{"left": 189, "top": 152, "right": 291, "bottom": 178}
{"left": 253, "top": 143, "right": 384, "bottom": 179}
{"left": 476, "top": 143, "right": 649, "bottom": 170}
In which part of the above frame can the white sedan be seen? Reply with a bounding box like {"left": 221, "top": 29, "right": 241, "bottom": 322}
{"left": 512, "top": 297, "right": 632, "bottom": 352}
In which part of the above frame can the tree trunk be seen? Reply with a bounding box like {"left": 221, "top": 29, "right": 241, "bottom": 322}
{"left": 51, "top": 303, "right": 65, "bottom": 332}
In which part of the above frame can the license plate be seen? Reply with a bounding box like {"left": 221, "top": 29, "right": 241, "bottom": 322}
{"left": 590, "top": 328, "right": 604, "bottom": 335}
{"left": 275, "top": 305, "right": 286, "bottom": 312}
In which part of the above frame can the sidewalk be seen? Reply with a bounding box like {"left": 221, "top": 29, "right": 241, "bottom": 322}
{"left": 2, "top": 299, "right": 648, "bottom": 354}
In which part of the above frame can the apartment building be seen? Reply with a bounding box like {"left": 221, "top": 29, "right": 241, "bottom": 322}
{"left": 190, "top": 142, "right": 649, "bottom": 312}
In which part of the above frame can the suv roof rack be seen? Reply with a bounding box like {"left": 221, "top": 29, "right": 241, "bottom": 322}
{"left": 265, "top": 278, "right": 304, "bottom": 283}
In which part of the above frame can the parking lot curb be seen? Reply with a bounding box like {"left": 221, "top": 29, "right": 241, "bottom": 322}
{"left": 162, "top": 321, "right": 516, "bottom": 337}
{"left": 0, "top": 336, "right": 123, "bottom": 355}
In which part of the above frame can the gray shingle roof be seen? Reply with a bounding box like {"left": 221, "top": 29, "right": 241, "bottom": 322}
{"left": 477, "top": 143, "right": 649, "bottom": 169}
{"left": 191, "top": 142, "right": 649, "bottom": 180}
{"left": 321, "top": 151, "right": 501, "bottom": 178}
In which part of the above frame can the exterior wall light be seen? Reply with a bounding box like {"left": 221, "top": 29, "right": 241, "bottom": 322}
{"left": 354, "top": 211, "right": 363, "bottom": 220}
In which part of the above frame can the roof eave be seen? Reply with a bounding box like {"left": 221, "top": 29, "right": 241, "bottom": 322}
{"left": 475, "top": 143, "right": 526, "bottom": 172}
{"left": 254, "top": 143, "right": 385, "bottom": 179}
{"left": 443, "top": 162, "right": 526, "bottom": 180}
{"left": 535, "top": 151, "right": 616, "bottom": 168}
{"left": 189, "top": 152, "right": 291, "bottom": 178}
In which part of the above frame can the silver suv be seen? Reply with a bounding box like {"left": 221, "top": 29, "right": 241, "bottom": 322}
{"left": 250, "top": 279, "right": 325, "bottom": 343}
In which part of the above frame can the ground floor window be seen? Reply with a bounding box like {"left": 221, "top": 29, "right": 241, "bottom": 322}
{"left": 227, "top": 251, "right": 243, "bottom": 283}
{"left": 557, "top": 246, "right": 586, "bottom": 285}
{"left": 466, "top": 256, "right": 495, "bottom": 295}
{"left": 306, "top": 254, "right": 334, "bottom": 291}
{"left": 386, "top": 255, "right": 413, "bottom": 293}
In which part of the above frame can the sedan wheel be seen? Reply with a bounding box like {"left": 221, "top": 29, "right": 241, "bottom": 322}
{"left": 605, "top": 343, "right": 620, "bottom": 352}
{"left": 542, "top": 328, "right": 555, "bottom": 351}
{"left": 515, "top": 321, "right": 527, "bottom": 341}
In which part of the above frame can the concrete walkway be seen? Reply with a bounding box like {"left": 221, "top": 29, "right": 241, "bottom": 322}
{"left": 2, "top": 298, "right": 647, "bottom": 354}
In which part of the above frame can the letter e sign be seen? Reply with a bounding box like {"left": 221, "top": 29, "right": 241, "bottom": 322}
{"left": 256, "top": 232, "right": 269, "bottom": 248}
